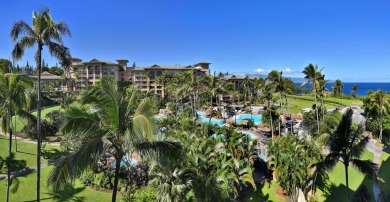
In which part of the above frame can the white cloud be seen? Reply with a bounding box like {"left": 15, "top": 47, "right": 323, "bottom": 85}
{"left": 256, "top": 68, "right": 266, "bottom": 74}
{"left": 282, "top": 68, "right": 293, "bottom": 74}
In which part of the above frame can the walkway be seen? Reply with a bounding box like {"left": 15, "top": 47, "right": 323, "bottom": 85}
{"left": 0, "top": 130, "right": 61, "bottom": 146}
{"left": 0, "top": 158, "right": 61, "bottom": 180}
{"left": 365, "top": 137, "right": 383, "bottom": 202}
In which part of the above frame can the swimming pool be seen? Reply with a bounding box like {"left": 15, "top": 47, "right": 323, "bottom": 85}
{"left": 111, "top": 158, "right": 138, "bottom": 168}
{"left": 233, "top": 114, "right": 262, "bottom": 125}
{"left": 239, "top": 131, "right": 255, "bottom": 140}
{"left": 197, "top": 111, "right": 226, "bottom": 127}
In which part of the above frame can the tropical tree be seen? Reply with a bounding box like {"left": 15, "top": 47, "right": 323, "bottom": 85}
{"left": 241, "top": 76, "right": 252, "bottom": 103}
{"left": 267, "top": 133, "right": 323, "bottom": 201}
{"left": 302, "top": 64, "right": 323, "bottom": 135}
{"left": 352, "top": 84, "right": 358, "bottom": 97}
{"left": 321, "top": 109, "right": 378, "bottom": 200}
{"left": 260, "top": 84, "right": 276, "bottom": 136}
{"left": 11, "top": 8, "right": 71, "bottom": 200}
{"left": 268, "top": 70, "right": 284, "bottom": 135}
{"left": 375, "top": 90, "right": 389, "bottom": 142}
{"left": 202, "top": 72, "right": 220, "bottom": 123}
{"left": 332, "top": 79, "right": 344, "bottom": 98}
{"left": 47, "top": 77, "right": 181, "bottom": 202}
{"left": 363, "top": 90, "right": 390, "bottom": 142}
{"left": 0, "top": 71, "right": 32, "bottom": 202}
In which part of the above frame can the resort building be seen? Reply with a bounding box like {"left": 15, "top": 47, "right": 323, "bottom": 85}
{"left": 68, "top": 58, "right": 211, "bottom": 97}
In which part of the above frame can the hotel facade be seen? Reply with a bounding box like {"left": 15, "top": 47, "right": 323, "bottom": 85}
{"left": 67, "top": 58, "right": 211, "bottom": 97}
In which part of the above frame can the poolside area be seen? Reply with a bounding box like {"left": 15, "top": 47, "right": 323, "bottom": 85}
{"left": 232, "top": 114, "right": 262, "bottom": 125}
{"left": 197, "top": 111, "right": 226, "bottom": 127}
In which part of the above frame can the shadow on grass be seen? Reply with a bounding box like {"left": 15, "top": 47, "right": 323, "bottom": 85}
{"left": 3, "top": 153, "right": 27, "bottom": 173}
{"left": 379, "top": 155, "right": 390, "bottom": 192}
{"left": 41, "top": 148, "right": 67, "bottom": 161}
{"left": 241, "top": 182, "right": 272, "bottom": 202}
{"left": 43, "top": 184, "right": 86, "bottom": 202}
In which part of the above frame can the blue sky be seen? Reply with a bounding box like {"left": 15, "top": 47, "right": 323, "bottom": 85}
{"left": 1, "top": 0, "right": 389, "bottom": 82}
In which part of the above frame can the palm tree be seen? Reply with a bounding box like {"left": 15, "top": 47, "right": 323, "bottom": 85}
{"left": 352, "top": 84, "right": 358, "bottom": 97}
{"left": 202, "top": 72, "right": 220, "bottom": 123}
{"left": 10, "top": 8, "right": 71, "bottom": 200}
{"left": 261, "top": 84, "right": 275, "bottom": 136}
{"left": 332, "top": 79, "right": 344, "bottom": 98}
{"left": 302, "top": 64, "right": 322, "bottom": 135}
{"left": 375, "top": 90, "right": 389, "bottom": 142}
{"left": 321, "top": 108, "right": 378, "bottom": 200}
{"left": 268, "top": 70, "right": 284, "bottom": 135}
{"left": 47, "top": 77, "right": 181, "bottom": 202}
{"left": 0, "top": 71, "right": 32, "bottom": 202}
{"left": 241, "top": 76, "right": 252, "bottom": 104}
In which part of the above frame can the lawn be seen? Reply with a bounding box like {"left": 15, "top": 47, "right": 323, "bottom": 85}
{"left": 12, "top": 105, "right": 61, "bottom": 133}
{"left": 314, "top": 149, "right": 375, "bottom": 202}
{"left": 285, "top": 97, "right": 339, "bottom": 113}
{"left": 287, "top": 95, "right": 363, "bottom": 108}
{"left": 0, "top": 136, "right": 62, "bottom": 174}
{"left": 379, "top": 152, "right": 390, "bottom": 193}
{"left": 245, "top": 181, "right": 287, "bottom": 202}
{"left": 0, "top": 166, "right": 112, "bottom": 202}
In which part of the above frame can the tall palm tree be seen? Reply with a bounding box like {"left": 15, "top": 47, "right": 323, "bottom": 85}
{"left": 302, "top": 64, "right": 322, "bottom": 135}
{"left": 47, "top": 77, "right": 180, "bottom": 202}
{"left": 332, "top": 79, "right": 344, "bottom": 98}
{"left": 267, "top": 70, "right": 284, "bottom": 135}
{"left": 321, "top": 108, "right": 378, "bottom": 200}
{"left": 202, "top": 72, "right": 220, "bottom": 123}
{"left": 0, "top": 71, "right": 32, "bottom": 202}
{"left": 261, "top": 84, "right": 275, "bottom": 136}
{"left": 352, "top": 84, "right": 358, "bottom": 97}
{"left": 241, "top": 76, "right": 252, "bottom": 104}
{"left": 10, "top": 8, "right": 71, "bottom": 200}
{"left": 375, "top": 90, "right": 389, "bottom": 142}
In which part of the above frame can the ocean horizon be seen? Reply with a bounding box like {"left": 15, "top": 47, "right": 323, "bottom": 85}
{"left": 295, "top": 82, "right": 390, "bottom": 96}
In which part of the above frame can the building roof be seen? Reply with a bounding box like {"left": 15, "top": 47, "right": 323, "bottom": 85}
{"left": 30, "top": 71, "right": 62, "bottom": 80}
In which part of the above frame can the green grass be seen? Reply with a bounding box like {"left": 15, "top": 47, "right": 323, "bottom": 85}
{"left": 12, "top": 105, "right": 61, "bottom": 133}
{"left": 0, "top": 136, "right": 62, "bottom": 174}
{"left": 314, "top": 149, "right": 375, "bottom": 202}
{"left": 287, "top": 95, "right": 363, "bottom": 107}
{"left": 285, "top": 97, "right": 339, "bottom": 113}
{"left": 379, "top": 152, "right": 390, "bottom": 193}
{"left": 245, "top": 181, "right": 286, "bottom": 202}
{"left": 0, "top": 166, "right": 112, "bottom": 202}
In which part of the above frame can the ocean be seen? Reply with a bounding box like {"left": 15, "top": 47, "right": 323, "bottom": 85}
{"left": 295, "top": 82, "right": 390, "bottom": 96}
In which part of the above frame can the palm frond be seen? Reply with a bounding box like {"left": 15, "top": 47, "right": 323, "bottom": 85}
{"left": 351, "top": 159, "right": 378, "bottom": 178}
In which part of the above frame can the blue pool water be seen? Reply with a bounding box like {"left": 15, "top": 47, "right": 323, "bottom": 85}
{"left": 234, "top": 114, "right": 262, "bottom": 125}
{"left": 197, "top": 111, "right": 226, "bottom": 127}
{"left": 111, "top": 158, "right": 138, "bottom": 168}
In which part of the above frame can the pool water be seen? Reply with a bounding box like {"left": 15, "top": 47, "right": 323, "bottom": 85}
{"left": 197, "top": 111, "right": 226, "bottom": 127}
{"left": 111, "top": 158, "right": 138, "bottom": 168}
{"left": 233, "top": 114, "right": 262, "bottom": 125}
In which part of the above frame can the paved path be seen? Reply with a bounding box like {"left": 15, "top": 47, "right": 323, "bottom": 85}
{"left": 0, "top": 130, "right": 61, "bottom": 146}
{"left": 0, "top": 158, "right": 61, "bottom": 180}
{"left": 365, "top": 138, "right": 383, "bottom": 202}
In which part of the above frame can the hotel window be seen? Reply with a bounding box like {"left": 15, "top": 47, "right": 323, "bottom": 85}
{"left": 157, "top": 71, "right": 162, "bottom": 76}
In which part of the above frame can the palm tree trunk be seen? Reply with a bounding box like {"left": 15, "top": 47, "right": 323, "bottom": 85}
{"left": 269, "top": 103, "right": 274, "bottom": 139}
{"left": 380, "top": 108, "right": 383, "bottom": 141}
{"left": 313, "top": 87, "right": 320, "bottom": 134}
{"left": 209, "top": 95, "right": 213, "bottom": 123}
{"left": 345, "top": 164, "right": 350, "bottom": 201}
{"left": 37, "top": 46, "right": 43, "bottom": 202}
{"left": 6, "top": 126, "right": 13, "bottom": 202}
{"left": 112, "top": 155, "right": 122, "bottom": 202}
{"left": 14, "top": 114, "right": 18, "bottom": 152}
{"left": 279, "top": 93, "right": 282, "bottom": 135}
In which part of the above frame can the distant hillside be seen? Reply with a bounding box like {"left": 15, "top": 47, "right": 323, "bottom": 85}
{"left": 245, "top": 74, "right": 308, "bottom": 83}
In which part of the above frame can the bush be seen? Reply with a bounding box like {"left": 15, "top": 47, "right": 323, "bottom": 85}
{"left": 21, "top": 119, "right": 57, "bottom": 139}
{"left": 121, "top": 186, "right": 157, "bottom": 202}
{"left": 46, "top": 110, "right": 63, "bottom": 128}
